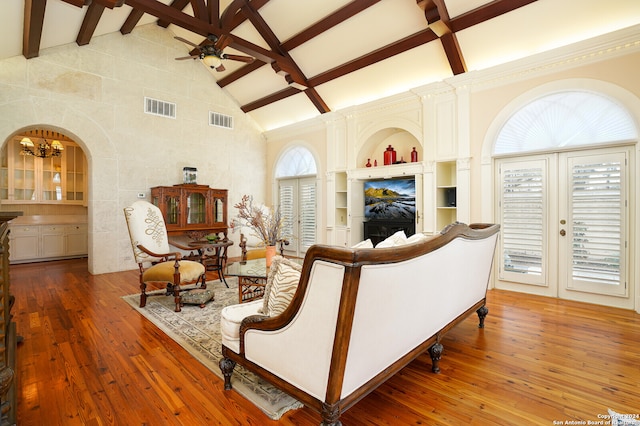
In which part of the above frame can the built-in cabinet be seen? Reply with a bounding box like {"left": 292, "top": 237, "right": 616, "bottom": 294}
{"left": 0, "top": 139, "right": 86, "bottom": 204}
{"left": 151, "top": 184, "right": 228, "bottom": 236}
{"left": 327, "top": 130, "right": 462, "bottom": 246}
{"left": 334, "top": 172, "right": 348, "bottom": 227}
{"left": 436, "top": 161, "right": 457, "bottom": 231}
{"left": 8, "top": 216, "right": 88, "bottom": 264}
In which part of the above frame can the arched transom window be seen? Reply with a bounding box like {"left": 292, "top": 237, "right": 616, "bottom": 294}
{"left": 495, "top": 91, "right": 637, "bottom": 155}
{"left": 275, "top": 146, "right": 317, "bottom": 178}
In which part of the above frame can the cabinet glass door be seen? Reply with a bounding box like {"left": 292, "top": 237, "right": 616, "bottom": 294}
{"left": 0, "top": 144, "right": 8, "bottom": 200}
{"left": 65, "top": 145, "right": 85, "bottom": 202}
{"left": 187, "top": 192, "right": 206, "bottom": 225}
{"left": 214, "top": 197, "right": 224, "bottom": 223}
{"left": 164, "top": 193, "right": 180, "bottom": 226}
{"left": 41, "top": 155, "right": 63, "bottom": 201}
{"left": 12, "top": 141, "right": 36, "bottom": 201}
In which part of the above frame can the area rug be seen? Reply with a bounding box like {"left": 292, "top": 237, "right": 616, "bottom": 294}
{"left": 121, "top": 279, "right": 303, "bottom": 420}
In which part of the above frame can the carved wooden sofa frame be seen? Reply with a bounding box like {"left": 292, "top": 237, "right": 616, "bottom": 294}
{"left": 220, "top": 222, "right": 500, "bottom": 425}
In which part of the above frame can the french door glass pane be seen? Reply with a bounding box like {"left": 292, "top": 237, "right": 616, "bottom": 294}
{"left": 299, "top": 180, "right": 316, "bottom": 250}
{"left": 570, "top": 159, "right": 622, "bottom": 286}
{"left": 279, "top": 183, "right": 295, "bottom": 240}
{"left": 499, "top": 160, "right": 546, "bottom": 285}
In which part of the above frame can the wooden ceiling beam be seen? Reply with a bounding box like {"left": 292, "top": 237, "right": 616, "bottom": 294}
{"left": 120, "top": 8, "right": 145, "bottom": 34}
{"left": 156, "top": 0, "right": 190, "bottom": 29}
{"left": 241, "top": 2, "right": 314, "bottom": 101}
{"left": 95, "top": 0, "right": 125, "bottom": 7}
{"left": 190, "top": 0, "right": 209, "bottom": 23}
{"left": 440, "top": 32, "right": 466, "bottom": 75}
{"left": 417, "top": 0, "right": 466, "bottom": 75}
{"left": 217, "top": 60, "right": 265, "bottom": 87}
{"left": 23, "top": 0, "right": 47, "bottom": 59}
{"left": 77, "top": 2, "right": 106, "bottom": 46}
{"left": 208, "top": 0, "right": 219, "bottom": 28}
{"left": 61, "top": 0, "right": 91, "bottom": 7}
{"left": 450, "top": 0, "right": 538, "bottom": 32}
{"left": 241, "top": 87, "right": 300, "bottom": 113}
{"left": 308, "top": 29, "right": 436, "bottom": 87}
{"left": 281, "top": 0, "right": 380, "bottom": 51}
{"left": 123, "top": 0, "right": 280, "bottom": 63}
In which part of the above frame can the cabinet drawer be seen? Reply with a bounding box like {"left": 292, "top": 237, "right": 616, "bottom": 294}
{"left": 9, "top": 226, "right": 39, "bottom": 237}
{"left": 41, "top": 225, "right": 65, "bottom": 234}
{"left": 65, "top": 224, "right": 87, "bottom": 233}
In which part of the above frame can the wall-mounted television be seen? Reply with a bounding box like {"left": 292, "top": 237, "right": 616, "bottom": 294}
{"left": 364, "top": 178, "right": 416, "bottom": 220}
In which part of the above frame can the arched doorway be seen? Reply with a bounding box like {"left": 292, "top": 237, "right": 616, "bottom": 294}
{"left": 1, "top": 127, "right": 88, "bottom": 264}
{"left": 492, "top": 90, "right": 638, "bottom": 309}
{"left": 274, "top": 145, "right": 318, "bottom": 257}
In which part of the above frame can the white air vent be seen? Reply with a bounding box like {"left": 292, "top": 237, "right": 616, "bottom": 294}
{"left": 209, "top": 111, "right": 234, "bottom": 129}
{"left": 144, "top": 97, "right": 176, "bottom": 119}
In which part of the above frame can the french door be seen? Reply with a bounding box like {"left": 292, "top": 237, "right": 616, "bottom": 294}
{"left": 496, "top": 146, "right": 632, "bottom": 308}
{"left": 278, "top": 177, "right": 317, "bottom": 257}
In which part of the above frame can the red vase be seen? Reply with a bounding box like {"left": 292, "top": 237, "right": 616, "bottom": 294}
{"left": 384, "top": 145, "right": 396, "bottom": 165}
{"left": 411, "top": 147, "right": 418, "bottom": 162}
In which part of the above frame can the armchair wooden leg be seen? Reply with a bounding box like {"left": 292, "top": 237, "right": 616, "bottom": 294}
{"left": 139, "top": 282, "right": 147, "bottom": 308}
{"left": 173, "top": 285, "right": 182, "bottom": 312}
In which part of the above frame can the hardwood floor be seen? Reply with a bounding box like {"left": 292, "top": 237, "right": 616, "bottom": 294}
{"left": 10, "top": 259, "right": 640, "bottom": 425}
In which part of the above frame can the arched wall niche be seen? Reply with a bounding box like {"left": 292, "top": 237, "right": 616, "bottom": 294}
{"left": 357, "top": 124, "right": 422, "bottom": 169}
{"left": 0, "top": 97, "right": 118, "bottom": 275}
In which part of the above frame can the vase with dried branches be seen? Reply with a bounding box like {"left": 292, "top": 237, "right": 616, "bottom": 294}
{"left": 232, "top": 195, "right": 288, "bottom": 265}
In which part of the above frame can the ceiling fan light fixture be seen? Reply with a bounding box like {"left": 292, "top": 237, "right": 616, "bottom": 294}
{"left": 202, "top": 55, "right": 222, "bottom": 69}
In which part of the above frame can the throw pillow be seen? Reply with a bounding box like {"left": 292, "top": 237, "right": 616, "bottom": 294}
{"left": 375, "top": 230, "right": 407, "bottom": 248}
{"left": 351, "top": 239, "right": 374, "bottom": 249}
{"left": 406, "top": 232, "right": 430, "bottom": 244}
{"left": 259, "top": 256, "right": 302, "bottom": 317}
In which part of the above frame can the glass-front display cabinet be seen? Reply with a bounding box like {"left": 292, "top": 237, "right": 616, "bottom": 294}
{"left": 151, "top": 184, "right": 228, "bottom": 237}
{"left": 0, "top": 137, "right": 87, "bottom": 204}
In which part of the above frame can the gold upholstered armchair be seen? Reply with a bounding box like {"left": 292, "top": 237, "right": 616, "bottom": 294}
{"left": 239, "top": 233, "right": 289, "bottom": 262}
{"left": 124, "top": 200, "right": 207, "bottom": 312}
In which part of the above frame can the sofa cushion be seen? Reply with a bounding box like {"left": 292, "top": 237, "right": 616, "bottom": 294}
{"left": 406, "top": 232, "right": 430, "bottom": 244}
{"left": 220, "top": 299, "right": 264, "bottom": 354}
{"left": 375, "top": 230, "right": 407, "bottom": 248}
{"left": 351, "top": 239, "right": 374, "bottom": 249}
{"left": 260, "top": 256, "right": 302, "bottom": 317}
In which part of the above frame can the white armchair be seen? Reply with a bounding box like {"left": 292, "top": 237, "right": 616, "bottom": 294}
{"left": 124, "top": 200, "right": 207, "bottom": 312}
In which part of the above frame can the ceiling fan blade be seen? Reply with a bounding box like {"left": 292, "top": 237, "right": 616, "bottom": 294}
{"left": 175, "top": 55, "right": 199, "bottom": 60}
{"left": 174, "top": 36, "right": 200, "bottom": 48}
{"left": 223, "top": 54, "right": 255, "bottom": 63}
{"left": 215, "top": 64, "right": 226, "bottom": 72}
{"left": 214, "top": 34, "right": 232, "bottom": 51}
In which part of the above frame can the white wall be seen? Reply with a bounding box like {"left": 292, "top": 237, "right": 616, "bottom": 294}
{"left": 0, "top": 24, "right": 267, "bottom": 274}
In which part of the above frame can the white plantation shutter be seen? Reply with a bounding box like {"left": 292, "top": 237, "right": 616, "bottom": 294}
{"left": 499, "top": 159, "right": 547, "bottom": 285}
{"left": 567, "top": 153, "right": 625, "bottom": 291}
{"left": 279, "top": 182, "right": 295, "bottom": 241}
{"left": 299, "top": 179, "right": 316, "bottom": 250}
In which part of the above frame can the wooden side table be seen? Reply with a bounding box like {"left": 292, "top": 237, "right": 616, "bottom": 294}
{"left": 169, "top": 236, "right": 233, "bottom": 287}
{"left": 225, "top": 259, "right": 268, "bottom": 303}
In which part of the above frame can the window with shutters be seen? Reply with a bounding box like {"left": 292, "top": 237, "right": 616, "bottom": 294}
{"left": 275, "top": 146, "right": 318, "bottom": 256}
{"left": 498, "top": 159, "right": 548, "bottom": 286}
{"left": 494, "top": 90, "right": 635, "bottom": 305}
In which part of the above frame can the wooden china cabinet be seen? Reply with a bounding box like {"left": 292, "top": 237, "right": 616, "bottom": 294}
{"left": 150, "top": 184, "right": 228, "bottom": 237}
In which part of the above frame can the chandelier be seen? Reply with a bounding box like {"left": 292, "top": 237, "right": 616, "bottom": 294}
{"left": 20, "top": 137, "right": 64, "bottom": 158}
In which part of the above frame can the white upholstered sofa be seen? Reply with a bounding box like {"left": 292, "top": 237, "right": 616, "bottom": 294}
{"left": 219, "top": 222, "right": 500, "bottom": 425}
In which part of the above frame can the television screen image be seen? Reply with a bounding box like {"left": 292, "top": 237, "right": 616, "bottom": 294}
{"left": 364, "top": 178, "right": 416, "bottom": 220}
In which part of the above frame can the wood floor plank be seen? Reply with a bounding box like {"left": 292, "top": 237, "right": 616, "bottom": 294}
{"left": 10, "top": 259, "right": 640, "bottom": 425}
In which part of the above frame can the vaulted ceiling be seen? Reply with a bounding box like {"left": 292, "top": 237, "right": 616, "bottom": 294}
{"left": 3, "top": 0, "right": 640, "bottom": 131}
